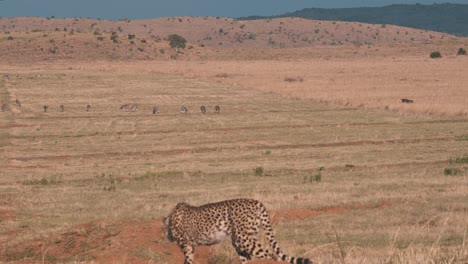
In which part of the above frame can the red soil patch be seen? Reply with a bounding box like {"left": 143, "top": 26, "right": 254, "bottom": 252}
{"left": 2, "top": 202, "right": 392, "bottom": 263}
{"left": 0, "top": 209, "right": 16, "bottom": 220}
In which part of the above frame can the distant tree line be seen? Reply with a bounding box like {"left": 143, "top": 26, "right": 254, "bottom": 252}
{"left": 239, "top": 4, "right": 468, "bottom": 37}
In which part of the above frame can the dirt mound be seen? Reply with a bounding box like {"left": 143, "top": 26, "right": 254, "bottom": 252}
{"left": 2, "top": 202, "right": 391, "bottom": 263}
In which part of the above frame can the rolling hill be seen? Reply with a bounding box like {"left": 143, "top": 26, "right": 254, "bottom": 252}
{"left": 241, "top": 3, "right": 468, "bottom": 37}
{"left": 0, "top": 16, "right": 457, "bottom": 62}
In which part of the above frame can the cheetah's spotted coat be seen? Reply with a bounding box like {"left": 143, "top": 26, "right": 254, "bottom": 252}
{"left": 162, "top": 198, "right": 311, "bottom": 264}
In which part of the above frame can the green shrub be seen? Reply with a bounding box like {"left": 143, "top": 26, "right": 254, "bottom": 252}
{"left": 254, "top": 166, "right": 264, "bottom": 176}
{"left": 430, "top": 51, "right": 442, "bottom": 58}
{"left": 303, "top": 173, "right": 322, "bottom": 183}
{"left": 110, "top": 32, "right": 118, "bottom": 43}
{"left": 444, "top": 168, "right": 462, "bottom": 176}
{"left": 449, "top": 156, "right": 468, "bottom": 164}
{"left": 168, "top": 34, "right": 187, "bottom": 49}
{"left": 457, "top": 48, "right": 467, "bottom": 55}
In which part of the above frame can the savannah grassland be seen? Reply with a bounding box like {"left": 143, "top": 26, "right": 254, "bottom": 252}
{"left": 1, "top": 22, "right": 468, "bottom": 263}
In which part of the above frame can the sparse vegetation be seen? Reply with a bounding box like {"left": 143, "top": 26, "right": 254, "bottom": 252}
{"left": 457, "top": 48, "right": 466, "bottom": 55}
{"left": 449, "top": 156, "right": 468, "bottom": 164}
{"left": 430, "top": 51, "right": 442, "bottom": 58}
{"left": 254, "top": 166, "right": 264, "bottom": 176}
{"left": 110, "top": 31, "right": 119, "bottom": 43}
{"left": 284, "top": 76, "right": 304, "bottom": 82}
{"left": 444, "top": 168, "right": 462, "bottom": 176}
{"left": 168, "top": 34, "right": 187, "bottom": 49}
{"left": 303, "top": 173, "right": 322, "bottom": 183}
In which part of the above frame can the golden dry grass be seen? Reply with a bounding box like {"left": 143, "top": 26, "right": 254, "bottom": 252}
{"left": 0, "top": 54, "right": 467, "bottom": 263}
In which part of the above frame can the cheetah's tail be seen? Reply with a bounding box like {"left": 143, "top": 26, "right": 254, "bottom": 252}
{"left": 258, "top": 203, "right": 312, "bottom": 264}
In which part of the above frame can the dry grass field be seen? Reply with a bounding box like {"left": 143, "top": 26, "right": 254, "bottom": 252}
{"left": 0, "top": 16, "right": 467, "bottom": 264}
{"left": 1, "top": 56, "right": 467, "bottom": 263}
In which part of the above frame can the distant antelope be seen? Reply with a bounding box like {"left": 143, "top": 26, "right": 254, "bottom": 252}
{"left": 59, "top": 104, "right": 64, "bottom": 112}
{"left": 120, "top": 103, "right": 130, "bottom": 111}
{"left": 1, "top": 103, "right": 7, "bottom": 112}
{"left": 129, "top": 104, "right": 139, "bottom": 112}
{"left": 86, "top": 105, "right": 91, "bottom": 112}
{"left": 15, "top": 99, "right": 21, "bottom": 107}
{"left": 215, "top": 105, "right": 220, "bottom": 113}
{"left": 200, "top": 105, "right": 206, "bottom": 114}
{"left": 401, "top": 98, "right": 414, "bottom": 104}
{"left": 180, "top": 106, "right": 188, "bottom": 113}
{"left": 43, "top": 105, "right": 49, "bottom": 112}
{"left": 152, "top": 105, "right": 159, "bottom": 114}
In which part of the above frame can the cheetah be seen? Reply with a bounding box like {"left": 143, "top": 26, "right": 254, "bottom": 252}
{"left": 162, "top": 198, "right": 312, "bottom": 264}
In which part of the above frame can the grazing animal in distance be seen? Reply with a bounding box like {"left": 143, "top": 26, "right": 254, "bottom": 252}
{"left": 86, "top": 105, "right": 91, "bottom": 112}
{"left": 43, "top": 105, "right": 48, "bottom": 112}
{"left": 15, "top": 99, "right": 21, "bottom": 107}
{"left": 401, "top": 98, "right": 414, "bottom": 104}
{"left": 180, "top": 105, "right": 188, "bottom": 113}
{"left": 152, "top": 105, "right": 159, "bottom": 114}
{"left": 120, "top": 104, "right": 131, "bottom": 111}
{"left": 215, "top": 105, "right": 220, "bottom": 113}
{"left": 120, "top": 103, "right": 139, "bottom": 112}
{"left": 163, "top": 198, "right": 312, "bottom": 264}
{"left": 129, "top": 104, "right": 139, "bottom": 112}
{"left": 200, "top": 105, "right": 206, "bottom": 114}
{"left": 59, "top": 105, "right": 64, "bottom": 112}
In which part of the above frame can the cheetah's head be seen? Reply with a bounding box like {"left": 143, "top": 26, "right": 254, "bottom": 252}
{"left": 161, "top": 216, "right": 175, "bottom": 242}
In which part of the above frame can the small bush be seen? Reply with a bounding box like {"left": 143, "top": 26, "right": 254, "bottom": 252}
{"left": 303, "top": 173, "right": 322, "bottom": 183}
{"left": 449, "top": 156, "right": 468, "bottom": 164}
{"left": 168, "top": 34, "right": 187, "bottom": 49}
{"left": 444, "top": 168, "right": 462, "bottom": 176}
{"left": 284, "top": 76, "right": 304, "bottom": 82}
{"left": 97, "top": 36, "right": 104, "bottom": 41}
{"left": 159, "top": 49, "right": 165, "bottom": 54}
{"left": 110, "top": 32, "right": 119, "bottom": 43}
{"left": 456, "top": 134, "right": 468, "bottom": 141}
{"left": 430, "top": 51, "right": 442, "bottom": 58}
{"left": 254, "top": 166, "right": 264, "bottom": 176}
{"left": 128, "top": 34, "right": 135, "bottom": 40}
{"left": 7, "top": 36, "right": 13, "bottom": 40}
{"left": 457, "top": 48, "right": 466, "bottom": 55}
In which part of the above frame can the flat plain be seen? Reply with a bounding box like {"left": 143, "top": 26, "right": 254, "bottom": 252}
{"left": 0, "top": 17, "right": 467, "bottom": 264}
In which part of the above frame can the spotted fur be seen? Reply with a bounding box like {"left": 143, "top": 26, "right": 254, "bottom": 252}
{"left": 162, "top": 198, "right": 311, "bottom": 264}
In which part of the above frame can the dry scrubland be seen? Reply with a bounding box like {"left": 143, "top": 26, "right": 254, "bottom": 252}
{"left": 0, "top": 16, "right": 467, "bottom": 264}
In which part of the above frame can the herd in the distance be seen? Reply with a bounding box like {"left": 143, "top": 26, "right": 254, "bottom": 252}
{"left": 1, "top": 99, "right": 221, "bottom": 114}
